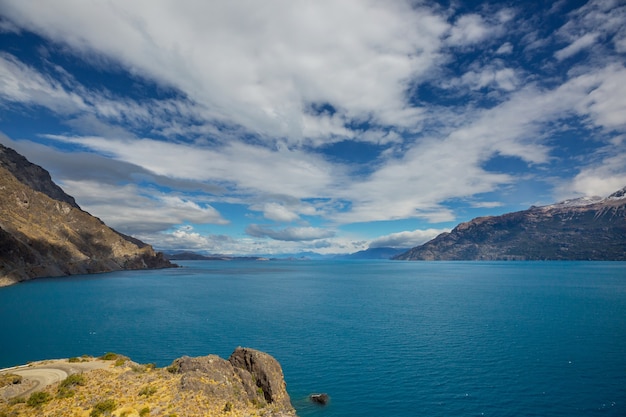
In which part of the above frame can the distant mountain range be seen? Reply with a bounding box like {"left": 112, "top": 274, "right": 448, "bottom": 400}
{"left": 394, "top": 188, "right": 626, "bottom": 261}
{"left": 165, "top": 247, "right": 410, "bottom": 261}
{"left": 165, "top": 251, "right": 269, "bottom": 261}
{"left": 0, "top": 144, "right": 175, "bottom": 286}
{"left": 337, "top": 247, "right": 409, "bottom": 260}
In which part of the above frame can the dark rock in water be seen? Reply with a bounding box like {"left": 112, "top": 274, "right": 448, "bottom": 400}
{"left": 309, "top": 393, "right": 329, "bottom": 405}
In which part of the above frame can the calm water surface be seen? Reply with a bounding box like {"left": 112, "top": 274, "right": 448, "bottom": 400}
{"left": 1, "top": 260, "right": 625, "bottom": 416}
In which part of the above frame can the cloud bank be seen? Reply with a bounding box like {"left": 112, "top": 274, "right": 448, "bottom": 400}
{"left": 0, "top": 0, "right": 625, "bottom": 254}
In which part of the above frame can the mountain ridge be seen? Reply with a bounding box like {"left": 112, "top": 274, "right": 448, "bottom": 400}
{"left": 394, "top": 187, "right": 626, "bottom": 261}
{"left": 0, "top": 143, "right": 175, "bottom": 286}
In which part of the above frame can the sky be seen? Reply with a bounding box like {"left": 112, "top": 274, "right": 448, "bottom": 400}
{"left": 0, "top": 0, "right": 625, "bottom": 256}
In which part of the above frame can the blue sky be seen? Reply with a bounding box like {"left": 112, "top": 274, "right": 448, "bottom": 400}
{"left": 1, "top": 0, "right": 625, "bottom": 255}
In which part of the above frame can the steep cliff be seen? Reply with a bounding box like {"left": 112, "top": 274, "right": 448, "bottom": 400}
{"left": 394, "top": 188, "right": 626, "bottom": 261}
{"left": 0, "top": 143, "right": 175, "bottom": 286}
{"left": 0, "top": 348, "right": 297, "bottom": 417}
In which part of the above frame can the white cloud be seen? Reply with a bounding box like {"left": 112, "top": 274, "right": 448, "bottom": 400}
{"left": 471, "top": 201, "right": 504, "bottom": 209}
{"left": 447, "top": 14, "right": 490, "bottom": 46}
{"left": 1, "top": 0, "right": 626, "bottom": 257}
{"left": 59, "top": 180, "right": 228, "bottom": 234}
{"left": 245, "top": 225, "right": 335, "bottom": 241}
{"left": 260, "top": 202, "right": 301, "bottom": 223}
{"left": 557, "top": 137, "right": 626, "bottom": 199}
{"left": 0, "top": 52, "right": 88, "bottom": 114}
{"left": 555, "top": 0, "right": 626, "bottom": 62}
{"left": 574, "top": 64, "right": 626, "bottom": 130}
{"left": 555, "top": 32, "right": 599, "bottom": 60}
{"left": 495, "top": 42, "right": 513, "bottom": 54}
{"left": 45, "top": 134, "right": 342, "bottom": 199}
{"left": 460, "top": 66, "right": 520, "bottom": 91}
{"left": 0, "top": 0, "right": 451, "bottom": 143}
{"left": 0, "top": 17, "right": 20, "bottom": 33}
{"left": 369, "top": 228, "right": 449, "bottom": 249}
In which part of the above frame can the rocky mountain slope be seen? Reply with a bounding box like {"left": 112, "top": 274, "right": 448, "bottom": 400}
{"left": 0, "top": 143, "right": 174, "bottom": 286}
{"left": 0, "top": 347, "right": 297, "bottom": 417}
{"left": 394, "top": 187, "right": 626, "bottom": 261}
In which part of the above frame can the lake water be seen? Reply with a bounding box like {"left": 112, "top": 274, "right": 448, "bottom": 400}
{"left": 1, "top": 260, "right": 625, "bottom": 416}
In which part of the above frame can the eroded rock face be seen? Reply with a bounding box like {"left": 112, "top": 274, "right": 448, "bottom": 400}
{"left": 229, "top": 347, "right": 293, "bottom": 410}
{"left": 0, "top": 143, "right": 176, "bottom": 286}
{"left": 168, "top": 348, "right": 296, "bottom": 416}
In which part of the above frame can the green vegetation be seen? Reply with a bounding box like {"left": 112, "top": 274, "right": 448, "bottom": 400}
{"left": 223, "top": 401, "right": 233, "bottom": 412}
{"left": 60, "top": 373, "right": 86, "bottom": 388}
{"left": 99, "top": 352, "right": 119, "bottom": 360}
{"left": 89, "top": 399, "right": 117, "bottom": 416}
{"left": 114, "top": 358, "right": 126, "bottom": 367}
{"left": 138, "top": 384, "right": 158, "bottom": 397}
{"left": 27, "top": 391, "right": 51, "bottom": 407}
{"left": 68, "top": 357, "right": 81, "bottom": 363}
{"left": 139, "top": 407, "right": 150, "bottom": 416}
{"left": 58, "top": 373, "right": 86, "bottom": 398}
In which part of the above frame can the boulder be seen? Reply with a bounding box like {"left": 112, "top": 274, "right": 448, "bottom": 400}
{"left": 309, "top": 393, "right": 329, "bottom": 405}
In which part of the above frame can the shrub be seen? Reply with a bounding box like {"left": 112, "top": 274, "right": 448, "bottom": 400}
{"left": 139, "top": 407, "right": 150, "bottom": 416}
{"left": 138, "top": 385, "right": 157, "bottom": 397}
{"left": 99, "top": 352, "right": 119, "bottom": 360}
{"left": 223, "top": 401, "right": 233, "bottom": 412}
{"left": 57, "top": 373, "right": 85, "bottom": 398}
{"left": 27, "top": 391, "right": 51, "bottom": 407}
{"left": 68, "top": 357, "right": 81, "bottom": 363}
{"left": 114, "top": 358, "right": 126, "bottom": 367}
{"left": 90, "top": 399, "right": 117, "bottom": 416}
{"left": 60, "top": 373, "right": 86, "bottom": 388}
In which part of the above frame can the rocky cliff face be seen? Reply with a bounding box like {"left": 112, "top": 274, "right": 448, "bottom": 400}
{"left": 169, "top": 347, "right": 296, "bottom": 416}
{"left": 394, "top": 187, "right": 626, "bottom": 261}
{"left": 0, "top": 143, "right": 175, "bottom": 286}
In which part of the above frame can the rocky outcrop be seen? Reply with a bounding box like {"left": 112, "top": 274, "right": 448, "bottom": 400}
{"left": 229, "top": 347, "right": 294, "bottom": 411}
{"left": 0, "top": 348, "right": 298, "bottom": 417}
{"left": 394, "top": 187, "right": 626, "bottom": 261}
{"left": 0, "top": 143, "right": 175, "bottom": 286}
{"left": 167, "top": 347, "right": 296, "bottom": 416}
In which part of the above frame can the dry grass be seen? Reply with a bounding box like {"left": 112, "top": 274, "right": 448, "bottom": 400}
{"left": 0, "top": 362, "right": 288, "bottom": 417}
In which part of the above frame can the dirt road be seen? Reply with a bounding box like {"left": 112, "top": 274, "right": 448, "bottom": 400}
{"left": 0, "top": 359, "right": 111, "bottom": 400}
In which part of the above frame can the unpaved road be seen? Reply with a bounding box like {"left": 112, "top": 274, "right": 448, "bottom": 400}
{"left": 0, "top": 359, "right": 111, "bottom": 400}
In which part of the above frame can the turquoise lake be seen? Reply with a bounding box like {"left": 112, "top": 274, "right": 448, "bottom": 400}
{"left": 1, "top": 260, "right": 625, "bottom": 416}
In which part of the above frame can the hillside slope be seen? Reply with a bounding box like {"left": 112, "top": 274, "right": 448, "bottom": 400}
{"left": 0, "top": 143, "right": 174, "bottom": 286}
{"left": 0, "top": 348, "right": 297, "bottom": 417}
{"left": 394, "top": 188, "right": 626, "bottom": 261}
